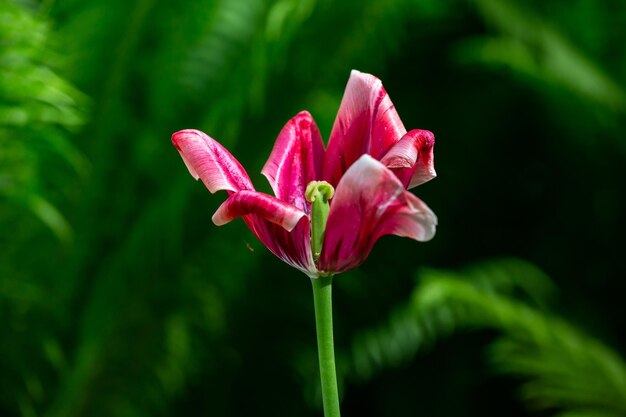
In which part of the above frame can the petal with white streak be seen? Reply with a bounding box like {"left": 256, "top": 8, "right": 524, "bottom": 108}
{"left": 318, "top": 155, "right": 437, "bottom": 274}
{"left": 262, "top": 111, "right": 325, "bottom": 211}
{"left": 245, "top": 218, "right": 317, "bottom": 277}
{"left": 212, "top": 190, "right": 306, "bottom": 231}
{"left": 380, "top": 129, "right": 436, "bottom": 189}
{"left": 172, "top": 129, "right": 317, "bottom": 275}
{"left": 172, "top": 129, "right": 253, "bottom": 193}
{"left": 323, "top": 70, "right": 407, "bottom": 186}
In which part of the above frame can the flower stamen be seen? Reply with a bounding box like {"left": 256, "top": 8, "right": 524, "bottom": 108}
{"left": 305, "top": 181, "right": 334, "bottom": 261}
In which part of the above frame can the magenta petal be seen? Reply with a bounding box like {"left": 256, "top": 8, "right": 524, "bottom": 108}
{"left": 173, "top": 129, "right": 317, "bottom": 275}
{"left": 318, "top": 155, "right": 437, "bottom": 274}
{"left": 246, "top": 218, "right": 317, "bottom": 276}
{"left": 212, "top": 190, "right": 306, "bottom": 231}
{"left": 214, "top": 191, "right": 316, "bottom": 275}
{"left": 380, "top": 129, "right": 436, "bottom": 189}
{"left": 261, "top": 111, "right": 325, "bottom": 211}
{"left": 172, "top": 129, "right": 253, "bottom": 193}
{"left": 323, "top": 70, "right": 407, "bottom": 186}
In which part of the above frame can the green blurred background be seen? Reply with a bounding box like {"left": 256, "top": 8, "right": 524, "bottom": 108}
{"left": 2, "top": 0, "right": 626, "bottom": 416}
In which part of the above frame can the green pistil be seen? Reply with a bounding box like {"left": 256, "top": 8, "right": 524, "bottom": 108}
{"left": 305, "top": 181, "right": 334, "bottom": 261}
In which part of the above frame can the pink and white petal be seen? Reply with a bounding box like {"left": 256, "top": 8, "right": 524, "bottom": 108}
{"left": 318, "top": 155, "right": 437, "bottom": 274}
{"left": 245, "top": 217, "right": 318, "bottom": 277}
{"left": 213, "top": 192, "right": 317, "bottom": 275}
{"left": 172, "top": 129, "right": 253, "bottom": 193}
{"left": 261, "top": 111, "right": 325, "bottom": 212}
{"left": 212, "top": 190, "right": 306, "bottom": 231}
{"left": 380, "top": 129, "right": 436, "bottom": 189}
{"left": 323, "top": 70, "right": 407, "bottom": 186}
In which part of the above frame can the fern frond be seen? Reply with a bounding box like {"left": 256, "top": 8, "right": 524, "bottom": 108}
{"left": 0, "top": 0, "right": 86, "bottom": 241}
{"left": 350, "top": 259, "right": 626, "bottom": 416}
{"left": 455, "top": 0, "right": 626, "bottom": 112}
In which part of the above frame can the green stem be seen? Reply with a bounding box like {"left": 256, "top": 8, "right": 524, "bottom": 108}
{"left": 311, "top": 276, "right": 341, "bottom": 417}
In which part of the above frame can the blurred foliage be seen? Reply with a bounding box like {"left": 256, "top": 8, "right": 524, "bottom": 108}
{"left": 459, "top": 0, "right": 626, "bottom": 114}
{"left": 0, "top": 0, "right": 86, "bottom": 242}
{"left": 1, "top": 0, "right": 625, "bottom": 416}
{"left": 350, "top": 259, "right": 626, "bottom": 417}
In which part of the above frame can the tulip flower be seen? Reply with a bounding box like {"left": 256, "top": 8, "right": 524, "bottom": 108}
{"left": 172, "top": 70, "right": 437, "bottom": 417}
{"left": 172, "top": 70, "right": 437, "bottom": 277}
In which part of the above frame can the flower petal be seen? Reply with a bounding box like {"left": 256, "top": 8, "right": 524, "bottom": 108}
{"left": 212, "top": 190, "right": 306, "bottom": 231}
{"left": 261, "top": 111, "right": 325, "bottom": 211}
{"left": 323, "top": 70, "right": 407, "bottom": 186}
{"left": 318, "top": 155, "right": 437, "bottom": 274}
{"left": 172, "top": 129, "right": 253, "bottom": 193}
{"left": 214, "top": 192, "right": 317, "bottom": 275}
{"left": 246, "top": 219, "right": 317, "bottom": 277}
{"left": 380, "top": 129, "right": 436, "bottom": 189}
{"left": 173, "top": 129, "right": 317, "bottom": 275}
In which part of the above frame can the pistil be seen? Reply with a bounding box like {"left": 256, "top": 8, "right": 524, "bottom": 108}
{"left": 305, "top": 181, "right": 334, "bottom": 261}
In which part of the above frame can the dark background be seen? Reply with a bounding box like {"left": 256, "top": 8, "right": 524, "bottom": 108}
{"left": 1, "top": 0, "right": 625, "bottom": 416}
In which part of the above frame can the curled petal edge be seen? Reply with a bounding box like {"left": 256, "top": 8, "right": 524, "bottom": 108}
{"left": 380, "top": 129, "right": 436, "bottom": 189}
{"left": 172, "top": 129, "right": 253, "bottom": 193}
{"left": 212, "top": 190, "right": 306, "bottom": 232}
{"left": 380, "top": 191, "right": 437, "bottom": 243}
